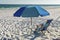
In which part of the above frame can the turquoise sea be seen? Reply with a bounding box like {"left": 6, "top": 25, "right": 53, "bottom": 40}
{"left": 0, "top": 4, "right": 60, "bottom": 9}
{"left": 0, "top": 4, "right": 60, "bottom": 8}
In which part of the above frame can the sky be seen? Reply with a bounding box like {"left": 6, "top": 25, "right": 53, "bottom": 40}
{"left": 0, "top": 0, "right": 60, "bottom": 5}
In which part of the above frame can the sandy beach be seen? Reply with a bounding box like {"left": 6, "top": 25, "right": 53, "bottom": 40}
{"left": 0, "top": 6, "right": 60, "bottom": 40}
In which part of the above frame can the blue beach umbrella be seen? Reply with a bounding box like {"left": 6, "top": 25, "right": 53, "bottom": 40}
{"left": 14, "top": 6, "right": 49, "bottom": 25}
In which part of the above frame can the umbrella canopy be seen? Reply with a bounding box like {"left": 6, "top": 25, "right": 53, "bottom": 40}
{"left": 13, "top": 6, "right": 50, "bottom": 25}
{"left": 14, "top": 6, "right": 49, "bottom": 17}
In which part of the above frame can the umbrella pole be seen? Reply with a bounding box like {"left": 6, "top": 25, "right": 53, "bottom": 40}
{"left": 31, "top": 17, "right": 32, "bottom": 25}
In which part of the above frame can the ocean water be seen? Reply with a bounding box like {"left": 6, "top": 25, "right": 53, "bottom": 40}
{"left": 0, "top": 4, "right": 60, "bottom": 8}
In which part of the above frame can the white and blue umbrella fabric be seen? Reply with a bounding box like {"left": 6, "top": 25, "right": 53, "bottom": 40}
{"left": 14, "top": 6, "right": 50, "bottom": 25}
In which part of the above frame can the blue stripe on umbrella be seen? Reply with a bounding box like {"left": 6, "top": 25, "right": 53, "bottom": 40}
{"left": 35, "top": 6, "right": 49, "bottom": 17}
{"left": 14, "top": 7, "right": 26, "bottom": 17}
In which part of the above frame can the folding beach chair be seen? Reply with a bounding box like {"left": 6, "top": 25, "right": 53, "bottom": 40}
{"left": 29, "top": 19, "right": 53, "bottom": 40}
{"left": 34, "top": 19, "right": 53, "bottom": 33}
{"left": 41, "top": 19, "right": 53, "bottom": 31}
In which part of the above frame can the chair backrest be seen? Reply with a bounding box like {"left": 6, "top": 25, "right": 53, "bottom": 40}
{"left": 41, "top": 19, "right": 53, "bottom": 31}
